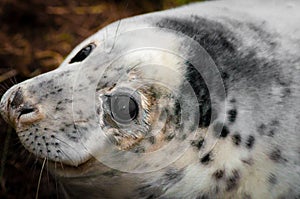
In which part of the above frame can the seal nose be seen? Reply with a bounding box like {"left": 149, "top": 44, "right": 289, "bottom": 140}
{"left": 0, "top": 86, "right": 44, "bottom": 128}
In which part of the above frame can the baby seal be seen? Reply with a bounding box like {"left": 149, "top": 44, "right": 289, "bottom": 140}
{"left": 1, "top": 0, "right": 300, "bottom": 198}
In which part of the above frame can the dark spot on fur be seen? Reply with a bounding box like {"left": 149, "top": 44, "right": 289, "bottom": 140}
{"left": 227, "top": 109, "right": 237, "bottom": 123}
{"left": 196, "top": 194, "right": 209, "bottom": 199}
{"left": 241, "top": 158, "right": 254, "bottom": 166}
{"left": 164, "top": 168, "right": 184, "bottom": 184}
{"left": 221, "top": 72, "right": 229, "bottom": 79}
{"left": 213, "top": 169, "right": 224, "bottom": 180}
{"left": 269, "top": 148, "right": 286, "bottom": 163}
{"left": 191, "top": 138, "right": 204, "bottom": 150}
{"left": 281, "top": 87, "right": 291, "bottom": 98}
{"left": 55, "top": 106, "right": 65, "bottom": 111}
{"left": 138, "top": 168, "right": 183, "bottom": 198}
{"left": 201, "top": 152, "right": 212, "bottom": 165}
{"left": 226, "top": 169, "right": 240, "bottom": 191}
{"left": 230, "top": 98, "right": 236, "bottom": 103}
{"left": 138, "top": 184, "right": 163, "bottom": 198}
{"left": 232, "top": 133, "right": 241, "bottom": 146}
{"left": 271, "top": 120, "right": 279, "bottom": 126}
{"left": 220, "top": 126, "right": 230, "bottom": 138}
{"left": 258, "top": 121, "right": 279, "bottom": 137}
{"left": 268, "top": 173, "right": 277, "bottom": 185}
{"left": 149, "top": 136, "right": 155, "bottom": 144}
{"left": 165, "top": 134, "right": 175, "bottom": 141}
{"left": 268, "top": 129, "right": 275, "bottom": 137}
{"left": 243, "top": 193, "right": 252, "bottom": 199}
{"left": 257, "top": 124, "right": 266, "bottom": 135}
{"left": 245, "top": 135, "right": 255, "bottom": 149}
{"left": 46, "top": 79, "right": 54, "bottom": 84}
{"left": 70, "top": 136, "right": 78, "bottom": 141}
{"left": 133, "top": 146, "right": 145, "bottom": 153}
{"left": 213, "top": 122, "right": 230, "bottom": 138}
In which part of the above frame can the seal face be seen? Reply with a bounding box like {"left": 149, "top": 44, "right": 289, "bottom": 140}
{"left": 1, "top": 0, "right": 300, "bottom": 198}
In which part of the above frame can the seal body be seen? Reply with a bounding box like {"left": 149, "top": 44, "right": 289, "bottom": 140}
{"left": 1, "top": 0, "right": 300, "bottom": 198}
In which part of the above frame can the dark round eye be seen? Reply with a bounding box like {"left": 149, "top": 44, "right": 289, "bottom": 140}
{"left": 110, "top": 94, "right": 139, "bottom": 124}
{"left": 69, "top": 43, "right": 96, "bottom": 64}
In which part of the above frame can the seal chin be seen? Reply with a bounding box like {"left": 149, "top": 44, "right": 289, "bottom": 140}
{"left": 46, "top": 157, "right": 98, "bottom": 177}
{"left": 41, "top": 151, "right": 93, "bottom": 169}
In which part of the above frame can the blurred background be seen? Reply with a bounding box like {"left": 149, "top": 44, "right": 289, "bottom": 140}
{"left": 0, "top": 0, "right": 200, "bottom": 198}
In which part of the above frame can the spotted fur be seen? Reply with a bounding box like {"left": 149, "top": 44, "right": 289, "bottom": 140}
{"left": 0, "top": 0, "right": 300, "bottom": 198}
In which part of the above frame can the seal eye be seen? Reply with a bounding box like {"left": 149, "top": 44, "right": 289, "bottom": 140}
{"left": 109, "top": 94, "right": 139, "bottom": 124}
{"left": 69, "top": 43, "right": 96, "bottom": 64}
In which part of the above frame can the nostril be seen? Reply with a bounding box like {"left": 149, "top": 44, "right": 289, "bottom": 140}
{"left": 17, "top": 105, "right": 44, "bottom": 125}
{"left": 18, "top": 107, "right": 36, "bottom": 119}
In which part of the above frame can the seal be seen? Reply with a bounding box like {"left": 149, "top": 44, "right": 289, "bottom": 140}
{"left": 1, "top": 0, "right": 300, "bottom": 198}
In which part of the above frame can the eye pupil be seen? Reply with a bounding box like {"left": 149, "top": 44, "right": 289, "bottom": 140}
{"left": 69, "top": 43, "right": 95, "bottom": 64}
{"left": 110, "top": 94, "right": 138, "bottom": 123}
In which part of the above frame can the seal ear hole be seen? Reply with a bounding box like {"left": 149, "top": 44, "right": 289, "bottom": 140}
{"left": 69, "top": 43, "right": 96, "bottom": 64}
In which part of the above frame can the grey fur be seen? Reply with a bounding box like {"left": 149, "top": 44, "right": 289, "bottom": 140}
{"left": 0, "top": 0, "right": 300, "bottom": 198}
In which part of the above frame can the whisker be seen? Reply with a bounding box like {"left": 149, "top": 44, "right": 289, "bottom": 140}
{"left": 25, "top": 151, "right": 33, "bottom": 165}
{"left": 54, "top": 161, "right": 60, "bottom": 199}
{"left": 44, "top": 139, "right": 50, "bottom": 185}
{"left": 0, "top": 69, "right": 18, "bottom": 85}
{"left": 0, "top": 127, "right": 12, "bottom": 182}
{"left": 0, "top": 82, "right": 9, "bottom": 92}
{"left": 59, "top": 149, "right": 77, "bottom": 166}
{"left": 12, "top": 73, "right": 18, "bottom": 85}
{"left": 54, "top": 136, "right": 80, "bottom": 153}
{"left": 108, "top": 19, "right": 121, "bottom": 53}
{"left": 35, "top": 157, "right": 46, "bottom": 199}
